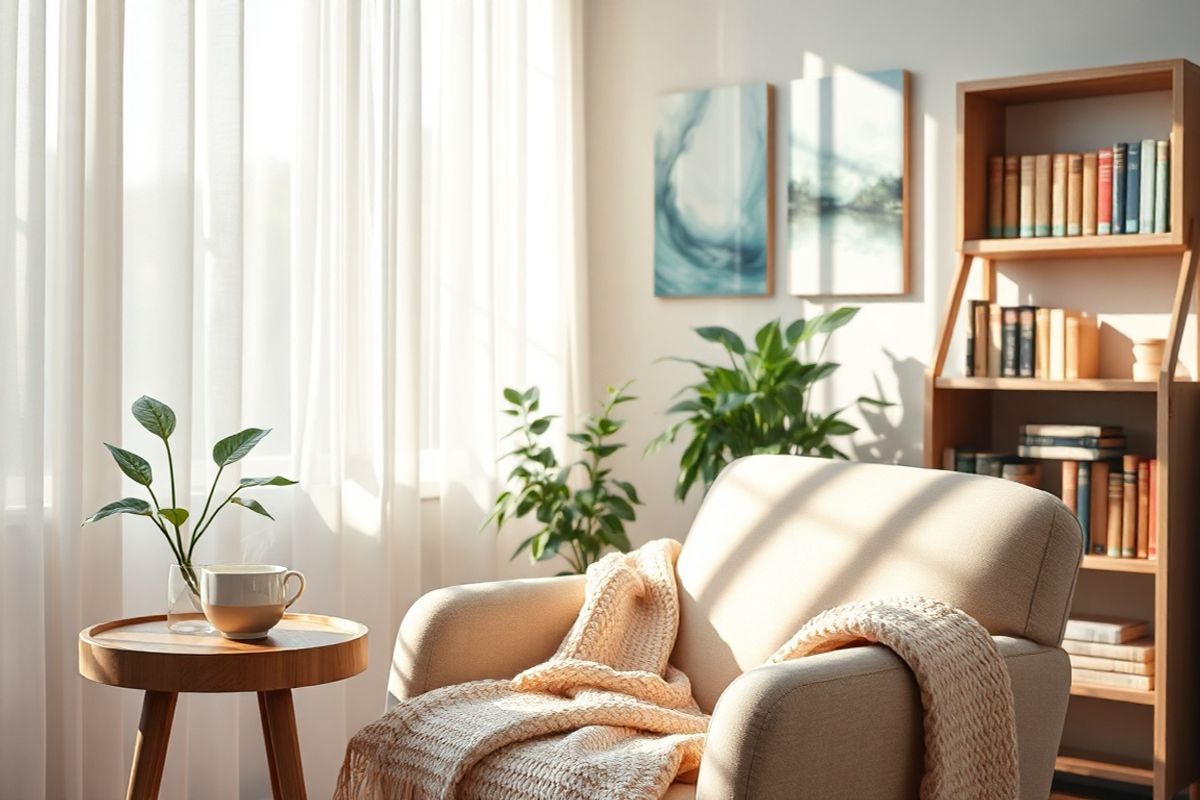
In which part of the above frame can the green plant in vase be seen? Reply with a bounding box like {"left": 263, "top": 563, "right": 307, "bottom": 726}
{"left": 82, "top": 396, "right": 296, "bottom": 619}
{"left": 484, "top": 384, "right": 641, "bottom": 575}
{"left": 648, "top": 308, "right": 890, "bottom": 501}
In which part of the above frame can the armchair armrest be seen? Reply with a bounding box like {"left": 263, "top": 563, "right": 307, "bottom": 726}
{"left": 388, "top": 575, "right": 586, "bottom": 706}
{"left": 697, "top": 636, "right": 1070, "bottom": 800}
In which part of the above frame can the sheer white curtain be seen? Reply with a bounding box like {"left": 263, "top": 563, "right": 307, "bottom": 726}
{"left": 0, "top": 0, "right": 588, "bottom": 797}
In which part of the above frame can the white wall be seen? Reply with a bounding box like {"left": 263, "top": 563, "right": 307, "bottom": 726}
{"left": 583, "top": 0, "right": 1200, "bottom": 544}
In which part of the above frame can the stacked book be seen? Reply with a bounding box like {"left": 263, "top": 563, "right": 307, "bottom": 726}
{"left": 1064, "top": 615, "right": 1154, "bottom": 692}
{"left": 941, "top": 449, "right": 1041, "bottom": 487}
{"left": 1016, "top": 424, "right": 1158, "bottom": 560}
{"left": 987, "top": 140, "right": 1170, "bottom": 239}
{"left": 965, "top": 302, "right": 1098, "bottom": 380}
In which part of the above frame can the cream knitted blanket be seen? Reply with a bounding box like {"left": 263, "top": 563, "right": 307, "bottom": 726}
{"left": 334, "top": 538, "right": 1018, "bottom": 800}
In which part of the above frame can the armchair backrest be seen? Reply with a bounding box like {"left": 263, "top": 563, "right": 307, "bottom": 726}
{"left": 671, "top": 456, "right": 1082, "bottom": 712}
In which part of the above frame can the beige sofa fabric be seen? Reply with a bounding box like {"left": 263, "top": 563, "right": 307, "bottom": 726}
{"left": 673, "top": 457, "right": 1082, "bottom": 712}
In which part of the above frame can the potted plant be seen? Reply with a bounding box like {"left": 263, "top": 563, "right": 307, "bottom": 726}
{"left": 485, "top": 384, "right": 641, "bottom": 574}
{"left": 82, "top": 396, "right": 296, "bottom": 631}
{"left": 648, "top": 308, "right": 889, "bottom": 501}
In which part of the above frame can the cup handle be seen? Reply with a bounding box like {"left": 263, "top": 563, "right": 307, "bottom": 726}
{"left": 283, "top": 570, "right": 306, "bottom": 609}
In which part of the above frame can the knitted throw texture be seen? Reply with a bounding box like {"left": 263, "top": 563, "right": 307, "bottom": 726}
{"left": 334, "top": 538, "right": 1019, "bottom": 800}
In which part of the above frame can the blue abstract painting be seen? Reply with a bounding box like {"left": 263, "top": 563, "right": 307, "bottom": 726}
{"left": 788, "top": 69, "right": 908, "bottom": 296}
{"left": 654, "top": 84, "right": 772, "bottom": 297}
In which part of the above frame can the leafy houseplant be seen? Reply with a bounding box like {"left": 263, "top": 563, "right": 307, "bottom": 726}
{"left": 648, "top": 308, "right": 889, "bottom": 501}
{"left": 485, "top": 385, "right": 641, "bottom": 575}
{"left": 82, "top": 396, "right": 297, "bottom": 598}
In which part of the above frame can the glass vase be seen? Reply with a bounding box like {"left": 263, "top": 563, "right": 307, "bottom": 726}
{"left": 167, "top": 563, "right": 212, "bottom": 634}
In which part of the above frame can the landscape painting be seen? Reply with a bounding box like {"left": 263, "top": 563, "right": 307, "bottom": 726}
{"left": 788, "top": 69, "right": 909, "bottom": 296}
{"left": 654, "top": 83, "right": 772, "bottom": 297}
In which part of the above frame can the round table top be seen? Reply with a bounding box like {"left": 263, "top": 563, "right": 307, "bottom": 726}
{"left": 79, "top": 613, "right": 369, "bottom": 693}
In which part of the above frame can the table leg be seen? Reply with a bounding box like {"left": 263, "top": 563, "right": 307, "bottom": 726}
{"left": 258, "top": 689, "right": 306, "bottom": 800}
{"left": 126, "top": 690, "right": 177, "bottom": 800}
{"left": 257, "top": 693, "right": 283, "bottom": 800}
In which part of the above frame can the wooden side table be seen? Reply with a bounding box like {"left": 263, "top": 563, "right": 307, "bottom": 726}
{"left": 79, "top": 613, "right": 368, "bottom": 800}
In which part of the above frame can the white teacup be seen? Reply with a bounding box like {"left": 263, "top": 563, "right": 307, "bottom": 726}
{"left": 200, "top": 564, "right": 305, "bottom": 640}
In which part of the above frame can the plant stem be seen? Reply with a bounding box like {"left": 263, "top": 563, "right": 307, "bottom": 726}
{"left": 190, "top": 465, "right": 224, "bottom": 551}
{"left": 164, "top": 437, "right": 185, "bottom": 558}
{"left": 189, "top": 486, "right": 240, "bottom": 559}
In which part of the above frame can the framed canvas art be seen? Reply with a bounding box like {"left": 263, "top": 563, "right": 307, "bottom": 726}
{"left": 654, "top": 83, "right": 774, "bottom": 297}
{"left": 788, "top": 69, "right": 910, "bottom": 296}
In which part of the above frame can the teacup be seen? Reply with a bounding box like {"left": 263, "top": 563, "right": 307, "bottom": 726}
{"left": 200, "top": 564, "right": 305, "bottom": 640}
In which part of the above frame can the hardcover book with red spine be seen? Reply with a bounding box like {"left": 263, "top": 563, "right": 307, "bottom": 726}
{"left": 1097, "top": 147, "right": 1114, "bottom": 234}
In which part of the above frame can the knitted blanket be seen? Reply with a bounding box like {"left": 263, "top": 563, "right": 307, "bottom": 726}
{"left": 334, "top": 538, "right": 1018, "bottom": 800}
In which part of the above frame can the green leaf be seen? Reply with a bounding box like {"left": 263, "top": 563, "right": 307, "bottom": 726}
{"left": 695, "top": 326, "right": 746, "bottom": 355}
{"left": 856, "top": 396, "right": 894, "bottom": 408}
{"left": 784, "top": 318, "right": 808, "bottom": 345}
{"left": 529, "top": 417, "right": 552, "bottom": 435}
{"left": 812, "top": 306, "right": 860, "bottom": 334}
{"left": 615, "top": 480, "right": 640, "bottom": 504}
{"left": 230, "top": 496, "right": 274, "bottom": 520}
{"left": 104, "top": 443, "right": 153, "bottom": 486}
{"left": 238, "top": 476, "right": 299, "bottom": 487}
{"left": 607, "top": 495, "right": 636, "bottom": 521}
{"left": 503, "top": 387, "right": 523, "bottom": 405}
{"left": 754, "top": 319, "right": 782, "bottom": 355}
{"left": 212, "top": 428, "right": 271, "bottom": 467}
{"left": 82, "top": 497, "right": 152, "bottom": 525}
{"left": 131, "top": 395, "right": 177, "bottom": 440}
{"left": 158, "top": 507, "right": 190, "bottom": 527}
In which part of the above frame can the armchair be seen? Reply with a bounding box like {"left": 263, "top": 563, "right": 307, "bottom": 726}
{"left": 388, "top": 456, "right": 1082, "bottom": 799}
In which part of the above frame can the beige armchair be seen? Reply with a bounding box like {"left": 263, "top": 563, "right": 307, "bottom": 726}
{"left": 387, "top": 456, "right": 1082, "bottom": 799}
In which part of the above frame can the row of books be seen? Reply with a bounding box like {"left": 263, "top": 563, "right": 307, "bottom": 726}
{"left": 941, "top": 448, "right": 1041, "bottom": 487}
{"left": 987, "top": 140, "right": 1171, "bottom": 239}
{"left": 1064, "top": 616, "right": 1153, "bottom": 691}
{"left": 965, "top": 302, "right": 1099, "bottom": 379}
{"left": 1060, "top": 457, "right": 1158, "bottom": 559}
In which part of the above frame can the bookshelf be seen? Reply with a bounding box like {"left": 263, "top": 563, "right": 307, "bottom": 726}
{"left": 926, "top": 60, "right": 1200, "bottom": 800}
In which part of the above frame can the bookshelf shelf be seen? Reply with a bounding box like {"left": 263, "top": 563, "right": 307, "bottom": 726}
{"left": 1055, "top": 751, "right": 1154, "bottom": 787}
{"left": 929, "top": 59, "right": 1200, "bottom": 800}
{"left": 934, "top": 376, "right": 1158, "bottom": 393}
{"left": 1080, "top": 554, "right": 1157, "bottom": 574}
{"left": 1070, "top": 681, "right": 1157, "bottom": 705}
{"left": 962, "top": 233, "right": 1184, "bottom": 260}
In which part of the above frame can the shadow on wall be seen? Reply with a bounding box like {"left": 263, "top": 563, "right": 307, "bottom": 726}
{"left": 852, "top": 348, "right": 924, "bottom": 466}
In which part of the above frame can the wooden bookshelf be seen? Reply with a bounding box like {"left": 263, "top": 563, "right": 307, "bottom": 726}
{"left": 928, "top": 59, "right": 1200, "bottom": 800}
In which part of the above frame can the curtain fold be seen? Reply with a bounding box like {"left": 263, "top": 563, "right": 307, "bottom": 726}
{"left": 0, "top": 0, "right": 587, "bottom": 796}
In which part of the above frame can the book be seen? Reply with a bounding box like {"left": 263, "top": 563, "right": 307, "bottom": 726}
{"left": 988, "top": 304, "right": 1002, "bottom": 378}
{"left": 1034, "top": 154, "right": 1051, "bottom": 236}
{"left": 1066, "top": 153, "right": 1083, "bottom": 236}
{"left": 1065, "top": 312, "right": 1099, "bottom": 380}
{"left": 1024, "top": 424, "right": 1123, "bottom": 438}
{"left": 1001, "top": 461, "right": 1041, "bottom": 487}
{"left": 954, "top": 450, "right": 977, "bottom": 473}
{"left": 1069, "top": 654, "right": 1153, "bottom": 675}
{"left": 1154, "top": 140, "right": 1169, "bottom": 233}
{"left": 1051, "top": 153, "right": 1067, "bottom": 236}
{"left": 966, "top": 300, "right": 975, "bottom": 376}
{"left": 1082, "top": 151, "right": 1098, "bottom": 236}
{"left": 1139, "top": 138, "right": 1156, "bottom": 233}
{"left": 1071, "top": 668, "right": 1153, "bottom": 691}
{"left": 1061, "top": 461, "right": 1078, "bottom": 515}
{"left": 1048, "top": 308, "right": 1068, "bottom": 380}
{"left": 1019, "top": 155, "right": 1036, "bottom": 238}
{"left": 987, "top": 155, "right": 1004, "bottom": 238}
{"left": 1112, "top": 143, "right": 1127, "bottom": 234}
{"left": 1122, "top": 455, "right": 1139, "bottom": 557}
{"left": 1035, "top": 307, "right": 1050, "bottom": 378}
{"left": 1062, "top": 636, "right": 1154, "bottom": 662}
{"left": 1090, "top": 460, "right": 1110, "bottom": 555}
{"left": 1020, "top": 435, "right": 1125, "bottom": 448}
{"left": 972, "top": 300, "right": 988, "bottom": 377}
{"left": 1107, "top": 471, "right": 1123, "bottom": 557}
{"left": 1137, "top": 459, "right": 1150, "bottom": 559}
{"left": 1001, "top": 307, "right": 1019, "bottom": 378}
{"left": 1097, "top": 147, "right": 1113, "bottom": 235}
{"left": 1125, "top": 140, "right": 1141, "bottom": 233}
{"left": 1017, "top": 306, "right": 1036, "bottom": 378}
{"left": 1065, "top": 615, "right": 1148, "bottom": 644}
{"left": 975, "top": 452, "right": 1004, "bottom": 478}
{"left": 1003, "top": 156, "right": 1020, "bottom": 238}
{"left": 942, "top": 447, "right": 956, "bottom": 471}
{"left": 1077, "top": 461, "right": 1091, "bottom": 552}
{"left": 1017, "top": 444, "right": 1125, "bottom": 461}
{"left": 1148, "top": 458, "right": 1158, "bottom": 558}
